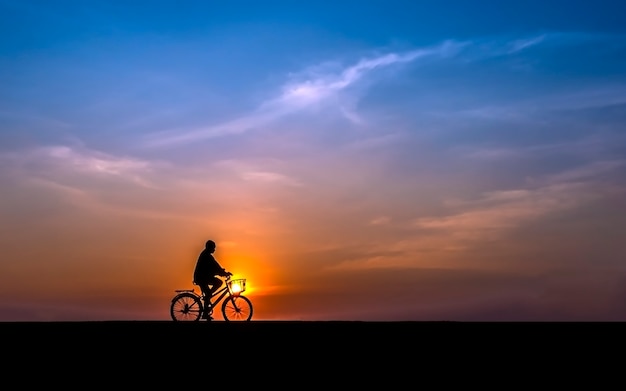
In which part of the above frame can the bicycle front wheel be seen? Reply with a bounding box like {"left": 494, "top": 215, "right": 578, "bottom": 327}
{"left": 222, "top": 295, "right": 253, "bottom": 321}
{"left": 170, "top": 293, "right": 203, "bottom": 321}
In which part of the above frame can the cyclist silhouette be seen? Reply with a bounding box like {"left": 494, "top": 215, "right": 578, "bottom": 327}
{"left": 193, "top": 240, "right": 232, "bottom": 319}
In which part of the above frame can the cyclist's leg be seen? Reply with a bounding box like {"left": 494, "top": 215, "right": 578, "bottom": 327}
{"left": 197, "top": 282, "right": 212, "bottom": 312}
{"left": 197, "top": 283, "right": 209, "bottom": 299}
{"left": 201, "top": 278, "right": 221, "bottom": 320}
{"left": 207, "top": 276, "right": 223, "bottom": 298}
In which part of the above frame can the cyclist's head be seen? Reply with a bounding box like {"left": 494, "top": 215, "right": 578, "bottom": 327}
{"left": 205, "top": 240, "right": 216, "bottom": 250}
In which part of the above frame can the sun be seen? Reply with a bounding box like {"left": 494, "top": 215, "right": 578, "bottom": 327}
{"left": 228, "top": 278, "right": 247, "bottom": 296}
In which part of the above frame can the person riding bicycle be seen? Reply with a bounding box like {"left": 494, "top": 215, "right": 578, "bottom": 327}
{"left": 193, "top": 240, "right": 232, "bottom": 319}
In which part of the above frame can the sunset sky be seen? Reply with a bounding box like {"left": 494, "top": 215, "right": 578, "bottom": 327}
{"left": 1, "top": 0, "right": 626, "bottom": 321}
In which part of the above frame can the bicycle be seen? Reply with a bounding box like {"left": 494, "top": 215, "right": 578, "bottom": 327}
{"left": 170, "top": 276, "right": 253, "bottom": 321}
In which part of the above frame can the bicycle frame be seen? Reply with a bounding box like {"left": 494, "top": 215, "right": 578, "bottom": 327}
{"left": 172, "top": 281, "right": 233, "bottom": 308}
{"left": 204, "top": 283, "right": 232, "bottom": 308}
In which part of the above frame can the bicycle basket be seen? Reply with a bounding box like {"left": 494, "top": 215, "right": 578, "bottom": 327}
{"left": 228, "top": 279, "right": 246, "bottom": 295}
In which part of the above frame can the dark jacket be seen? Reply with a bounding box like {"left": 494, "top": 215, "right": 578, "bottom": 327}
{"left": 193, "top": 249, "right": 226, "bottom": 283}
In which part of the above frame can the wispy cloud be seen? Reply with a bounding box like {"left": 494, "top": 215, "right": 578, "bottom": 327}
{"left": 142, "top": 31, "right": 617, "bottom": 149}
{"left": 276, "top": 43, "right": 458, "bottom": 105}
{"left": 541, "top": 159, "right": 626, "bottom": 185}
{"left": 456, "top": 84, "right": 626, "bottom": 121}
{"left": 425, "top": 186, "right": 572, "bottom": 222}
{"left": 456, "top": 133, "right": 626, "bottom": 165}
{"left": 412, "top": 179, "right": 608, "bottom": 244}
{"left": 0, "top": 144, "right": 163, "bottom": 188}
{"left": 214, "top": 159, "right": 303, "bottom": 187}
{"left": 368, "top": 216, "right": 391, "bottom": 226}
{"left": 141, "top": 40, "right": 465, "bottom": 147}
{"left": 506, "top": 34, "right": 546, "bottom": 53}
{"left": 321, "top": 155, "right": 626, "bottom": 272}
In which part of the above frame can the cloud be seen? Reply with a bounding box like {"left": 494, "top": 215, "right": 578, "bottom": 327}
{"left": 214, "top": 159, "right": 303, "bottom": 187}
{"left": 543, "top": 159, "right": 626, "bottom": 184}
{"left": 0, "top": 144, "right": 162, "bottom": 188}
{"left": 459, "top": 85, "right": 626, "bottom": 121}
{"left": 368, "top": 216, "right": 391, "bottom": 226}
{"left": 412, "top": 177, "right": 608, "bottom": 245}
{"left": 417, "top": 187, "right": 565, "bottom": 229}
{"left": 457, "top": 132, "right": 626, "bottom": 162}
{"left": 46, "top": 146, "right": 149, "bottom": 176}
{"left": 315, "top": 154, "right": 626, "bottom": 272}
{"left": 140, "top": 31, "right": 624, "bottom": 150}
{"left": 141, "top": 40, "right": 466, "bottom": 148}
{"left": 506, "top": 34, "right": 547, "bottom": 53}
{"left": 276, "top": 43, "right": 459, "bottom": 105}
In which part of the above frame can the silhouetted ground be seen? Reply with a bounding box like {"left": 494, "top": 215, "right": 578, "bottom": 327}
{"left": 3, "top": 320, "right": 622, "bottom": 384}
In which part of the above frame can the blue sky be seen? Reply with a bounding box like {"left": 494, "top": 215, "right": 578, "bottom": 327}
{"left": 1, "top": 0, "right": 626, "bottom": 321}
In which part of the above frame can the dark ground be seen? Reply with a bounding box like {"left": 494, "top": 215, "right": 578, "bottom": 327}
{"left": 3, "top": 321, "right": 621, "bottom": 385}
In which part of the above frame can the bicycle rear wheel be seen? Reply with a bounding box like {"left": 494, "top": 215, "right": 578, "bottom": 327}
{"left": 170, "top": 292, "right": 203, "bottom": 321}
{"left": 222, "top": 295, "right": 253, "bottom": 321}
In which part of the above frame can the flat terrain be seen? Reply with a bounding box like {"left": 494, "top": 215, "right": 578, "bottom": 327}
{"left": 3, "top": 320, "right": 622, "bottom": 382}
{"left": 4, "top": 320, "right": 621, "bottom": 350}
